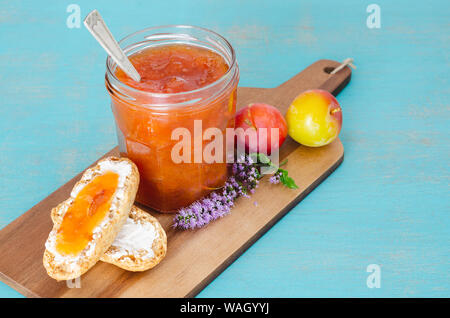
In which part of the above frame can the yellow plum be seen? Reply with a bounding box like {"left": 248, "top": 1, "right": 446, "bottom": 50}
{"left": 286, "top": 89, "right": 342, "bottom": 147}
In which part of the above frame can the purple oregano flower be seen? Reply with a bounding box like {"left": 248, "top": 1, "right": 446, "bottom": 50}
{"left": 269, "top": 171, "right": 282, "bottom": 184}
{"left": 173, "top": 154, "right": 297, "bottom": 230}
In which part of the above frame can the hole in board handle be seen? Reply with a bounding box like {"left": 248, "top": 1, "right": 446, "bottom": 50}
{"left": 324, "top": 66, "right": 335, "bottom": 74}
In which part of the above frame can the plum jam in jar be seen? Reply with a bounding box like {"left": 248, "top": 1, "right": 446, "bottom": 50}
{"left": 105, "top": 26, "right": 239, "bottom": 212}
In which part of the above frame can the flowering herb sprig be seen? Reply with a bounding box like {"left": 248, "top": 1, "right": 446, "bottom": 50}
{"left": 173, "top": 154, "right": 298, "bottom": 230}
{"left": 253, "top": 153, "right": 299, "bottom": 190}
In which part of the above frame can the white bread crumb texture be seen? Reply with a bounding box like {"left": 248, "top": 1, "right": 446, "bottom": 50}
{"left": 108, "top": 210, "right": 160, "bottom": 261}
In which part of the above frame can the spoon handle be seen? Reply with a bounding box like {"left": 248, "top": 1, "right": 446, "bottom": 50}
{"left": 84, "top": 10, "right": 141, "bottom": 82}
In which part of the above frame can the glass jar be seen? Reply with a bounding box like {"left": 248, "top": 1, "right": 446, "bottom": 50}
{"left": 105, "top": 25, "right": 239, "bottom": 213}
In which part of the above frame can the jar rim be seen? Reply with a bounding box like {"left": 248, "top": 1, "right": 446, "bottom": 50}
{"left": 105, "top": 24, "right": 237, "bottom": 101}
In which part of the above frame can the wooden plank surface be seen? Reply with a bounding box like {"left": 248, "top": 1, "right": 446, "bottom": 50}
{"left": 0, "top": 60, "right": 349, "bottom": 297}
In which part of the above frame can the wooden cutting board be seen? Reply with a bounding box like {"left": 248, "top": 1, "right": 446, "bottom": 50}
{"left": 0, "top": 59, "right": 351, "bottom": 298}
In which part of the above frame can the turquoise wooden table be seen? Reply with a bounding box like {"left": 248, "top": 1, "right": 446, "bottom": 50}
{"left": 0, "top": 0, "right": 448, "bottom": 297}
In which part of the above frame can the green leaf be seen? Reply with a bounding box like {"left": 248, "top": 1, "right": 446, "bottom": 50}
{"left": 257, "top": 153, "right": 271, "bottom": 164}
{"left": 278, "top": 169, "right": 299, "bottom": 189}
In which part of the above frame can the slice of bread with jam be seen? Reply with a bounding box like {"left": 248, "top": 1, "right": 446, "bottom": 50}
{"left": 44, "top": 157, "right": 139, "bottom": 281}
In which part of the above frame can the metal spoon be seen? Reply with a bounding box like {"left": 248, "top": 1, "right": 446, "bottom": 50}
{"left": 83, "top": 9, "right": 141, "bottom": 82}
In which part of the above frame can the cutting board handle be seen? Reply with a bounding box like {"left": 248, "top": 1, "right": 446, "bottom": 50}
{"left": 273, "top": 59, "right": 352, "bottom": 104}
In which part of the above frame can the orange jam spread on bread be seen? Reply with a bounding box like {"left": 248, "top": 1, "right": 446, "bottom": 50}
{"left": 56, "top": 171, "right": 119, "bottom": 255}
